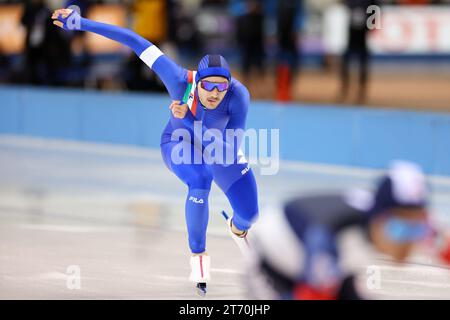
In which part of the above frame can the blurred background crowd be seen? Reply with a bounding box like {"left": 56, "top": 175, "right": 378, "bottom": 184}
{"left": 0, "top": 0, "right": 449, "bottom": 110}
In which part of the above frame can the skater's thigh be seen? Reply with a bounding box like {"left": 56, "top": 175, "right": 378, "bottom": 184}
{"left": 211, "top": 162, "right": 251, "bottom": 193}
{"left": 161, "top": 141, "right": 213, "bottom": 189}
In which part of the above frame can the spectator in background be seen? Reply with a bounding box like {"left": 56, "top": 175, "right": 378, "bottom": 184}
{"left": 0, "top": 50, "right": 7, "bottom": 83}
{"left": 21, "top": 0, "right": 49, "bottom": 85}
{"left": 170, "top": 1, "right": 201, "bottom": 58}
{"left": 230, "top": 0, "right": 266, "bottom": 89}
{"left": 63, "top": 0, "right": 92, "bottom": 87}
{"left": 275, "top": 0, "right": 303, "bottom": 102}
{"left": 21, "top": 0, "right": 70, "bottom": 86}
{"left": 339, "top": 0, "right": 379, "bottom": 104}
{"left": 125, "top": 0, "right": 171, "bottom": 92}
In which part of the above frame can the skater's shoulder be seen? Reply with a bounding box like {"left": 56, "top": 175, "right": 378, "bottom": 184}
{"left": 229, "top": 78, "right": 249, "bottom": 96}
{"left": 227, "top": 79, "right": 250, "bottom": 109}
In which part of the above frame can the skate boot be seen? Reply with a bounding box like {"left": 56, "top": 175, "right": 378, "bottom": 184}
{"left": 221, "top": 211, "right": 251, "bottom": 255}
{"left": 189, "top": 254, "right": 211, "bottom": 297}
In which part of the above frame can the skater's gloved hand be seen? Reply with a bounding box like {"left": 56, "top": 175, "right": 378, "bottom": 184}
{"left": 170, "top": 100, "right": 189, "bottom": 119}
{"left": 52, "top": 8, "right": 82, "bottom": 31}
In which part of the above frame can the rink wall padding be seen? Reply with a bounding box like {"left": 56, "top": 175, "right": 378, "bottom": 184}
{"left": 1, "top": 85, "right": 449, "bottom": 176}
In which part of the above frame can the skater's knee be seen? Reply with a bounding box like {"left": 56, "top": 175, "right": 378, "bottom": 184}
{"left": 188, "top": 188, "right": 210, "bottom": 198}
{"left": 189, "top": 171, "right": 213, "bottom": 190}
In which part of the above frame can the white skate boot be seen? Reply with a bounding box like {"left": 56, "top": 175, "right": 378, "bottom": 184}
{"left": 189, "top": 254, "right": 211, "bottom": 296}
{"left": 221, "top": 211, "right": 251, "bottom": 255}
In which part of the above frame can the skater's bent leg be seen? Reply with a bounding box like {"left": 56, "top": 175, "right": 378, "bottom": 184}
{"left": 225, "top": 168, "right": 259, "bottom": 231}
{"left": 212, "top": 163, "right": 259, "bottom": 232}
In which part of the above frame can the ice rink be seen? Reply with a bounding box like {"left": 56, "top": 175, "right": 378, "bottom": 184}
{"left": 1, "top": 135, "right": 450, "bottom": 300}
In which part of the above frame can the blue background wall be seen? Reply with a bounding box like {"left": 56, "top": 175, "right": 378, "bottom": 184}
{"left": 1, "top": 85, "right": 449, "bottom": 175}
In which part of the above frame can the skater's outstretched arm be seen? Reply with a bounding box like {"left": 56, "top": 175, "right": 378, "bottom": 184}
{"left": 52, "top": 8, "right": 186, "bottom": 99}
